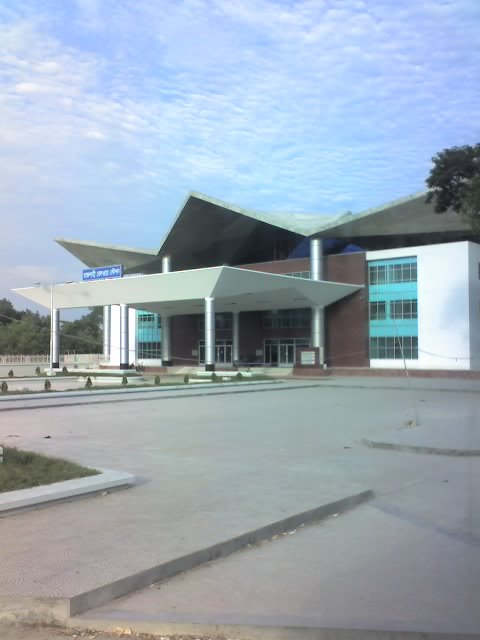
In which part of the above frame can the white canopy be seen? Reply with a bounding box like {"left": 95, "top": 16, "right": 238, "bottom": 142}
{"left": 14, "top": 266, "right": 361, "bottom": 316}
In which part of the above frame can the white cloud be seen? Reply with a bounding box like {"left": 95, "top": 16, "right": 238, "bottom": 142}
{"left": 84, "top": 129, "right": 106, "bottom": 140}
{"left": 0, "top": 0, "right": 479, "bottom": 302}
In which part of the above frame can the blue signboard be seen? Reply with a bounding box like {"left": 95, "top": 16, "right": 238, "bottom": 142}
{"left": 82, "top": 264, "right": 124, "bottom": 282}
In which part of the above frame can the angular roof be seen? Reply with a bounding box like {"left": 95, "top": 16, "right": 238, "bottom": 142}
{"left": 55, "top": 238, "right": 157, "bottom": 271}
{"left": 55, "top": 190, "right": 476, "bottom": 273}
{"left": 314, "top": 192, "right": 470, "bottom": 239}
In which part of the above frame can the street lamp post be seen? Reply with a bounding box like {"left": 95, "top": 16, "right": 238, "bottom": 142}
{"left": 49, "top": 283, "right": 53, "bottom": 373}
{"left": 34, "top": 281, "right": 68, "bottom": 374}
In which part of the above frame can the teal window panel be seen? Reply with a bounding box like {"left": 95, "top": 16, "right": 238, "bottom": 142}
{"left": 368, "top": 257, "right": 418, "bottom": 359}
{"left": 137, "top": 311, "right": 162, "bottom": 358}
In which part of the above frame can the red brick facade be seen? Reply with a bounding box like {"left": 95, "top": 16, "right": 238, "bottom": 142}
{"left": 168, "top": 254, "right": 369, "bottom": 367}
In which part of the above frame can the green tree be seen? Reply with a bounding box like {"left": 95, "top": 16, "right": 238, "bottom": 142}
{"left": 426, "top": 143, "right": 480, "bottom": 231}
{"left": 0, "top": 300, "right": 102, "bottom": 355}
{"left": 0, "top": 298, "right": 21, "bottom": 325}
{"left": 61, "top": 307, "right": 102, "bottom": 354}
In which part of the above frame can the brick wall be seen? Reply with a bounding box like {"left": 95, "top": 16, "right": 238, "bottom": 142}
{"left": 324, "top": 252, "right": 369, "bottom": 367}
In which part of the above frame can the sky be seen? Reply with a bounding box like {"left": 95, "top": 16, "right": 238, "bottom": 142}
{"left": 1, "top": 0, "right": 479, "bottom": 314}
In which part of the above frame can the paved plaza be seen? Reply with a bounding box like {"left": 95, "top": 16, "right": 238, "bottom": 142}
{"left": 0, "top": 377, "right": 479, "bottom": 637}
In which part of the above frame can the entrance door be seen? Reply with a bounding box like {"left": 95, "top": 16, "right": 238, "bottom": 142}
{"left": 279, "top": 343, "right": 295, "bottom": 365}
{"left": 265, "top": 342, "right": 279, "bottom": 366}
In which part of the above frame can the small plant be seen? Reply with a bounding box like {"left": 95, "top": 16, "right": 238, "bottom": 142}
{"left": 62, "top": 365, "right": 68, "bottom": 374}
{"left": 183, "top": 374, "right": 190, "bottom": 384}
{"left": 236, "top": 371, "right": 243, "bottom": 380}
{"left": 85, "top": 376, "right": 93, "bottom": 389}
{"left": 154, "top": 375, "right": 161, "bottom": 385}
{"left": 8, "top": 369, "right": 14, "bottom": 378}
{"left": 35, "top": 366, "right": 41, "bottom": 376}
{"left": 1, "top": 381, "right": 8, "bottom": 393}
{"left": 122, "top": 375, "right": 128, "bottom": 386}
{"left": 211, "top": 372, "right": 218, "bottom": 382}
{"left": 44, "top": 379, "right": 51, "bottom": 392}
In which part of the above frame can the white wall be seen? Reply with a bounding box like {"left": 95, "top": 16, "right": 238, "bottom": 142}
{"left": 468, "top": 243, "right": 480, "bottom": 369}
{"left": 367, "top": 241, "right": 473, "bottom": 370}
{"left": 108, "top": 305, "right": 137, "bottom": 367}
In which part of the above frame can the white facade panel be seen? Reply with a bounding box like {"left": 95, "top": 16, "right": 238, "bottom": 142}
{"left": 468, "top": 243, "right": 480, "bottom": 369}
{"left": 367, "top": 241, "right": 473, "bottom": 370}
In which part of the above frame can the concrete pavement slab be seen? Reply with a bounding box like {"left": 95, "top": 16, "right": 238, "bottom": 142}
{"left": 1, "top": 380, "right": 479, "bottom": 631}
{"left": 81, "top": 473, "right": 480, "bottom": 636}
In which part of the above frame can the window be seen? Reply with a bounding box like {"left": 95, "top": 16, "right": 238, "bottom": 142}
{"left": 138, "top": 341, "right": 162, "bottom": 359}
{"left": 369, "top": 336, "right": 418, "bottom": 359}
{"left": 137, "top": 311, "right": 161, "bottom": 359}
{"left": 198, "top": 313, "right": 233, "bottom": 331}
{"left": 369, "top": 264, "right": 387, "bottom": 285}
{"left": 368, "top": 259, "right": 417, "bottom": 285}
{"left": 263, "top": 308, "right": 311, "bottom": 329}
{"left": 138, "top": 312, "right": 160, "bottom": 327}
{"left": 390, "top": 299, "right": 418, "bottom": 319}
{"left": 369, "top": 301, "right": 386, "bottom": 320}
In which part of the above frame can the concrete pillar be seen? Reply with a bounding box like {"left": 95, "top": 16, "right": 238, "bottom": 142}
{"left": 162, "top": 255, "right": 171, "bottom": 273}
{"left": 120, "top": 303, "right": 129, "bottom": 369}
{"left": 161, "top": 317, "right": 172, "bottom": 366}
{"left": 232, "top": 311, "right": 240, "bottom": 363}
{"left": 310, "top": 237, "right": 322, "bottom": 281}
{"left": 51, "top": 308, "right": 60, "bottom": 369}
{"left": 310, "top": 237, "right": 325, "bottom": 364}
{"left": 160, "top": 255, "right": 173, "bottom": 366}
{"left": 204, "top": 297, "right": 215, "bottom": 371}
{"left": 103, "top": 306, "right": 111, "bottom": 361}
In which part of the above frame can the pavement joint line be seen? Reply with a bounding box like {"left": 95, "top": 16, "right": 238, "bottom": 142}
{"left": 362, "top": 437, "right": 480, "bottom": 457}
{"left": 0, "top": 382, "right": 324, "bottom": 413}
{"left": 292, "top": 379, "right": 480, "bottom": 394}
{"left": 66, "top": 617, "right": 480, "bottom": 640}
{"left": 0, "top": 468, "right": 136, "bottom": 517}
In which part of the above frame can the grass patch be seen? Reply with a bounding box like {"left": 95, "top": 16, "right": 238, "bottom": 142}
{"left": 0, "top": 447, "right": 99, "bottom": 493}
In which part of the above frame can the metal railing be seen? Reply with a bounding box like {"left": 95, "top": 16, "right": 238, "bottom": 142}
{"left": 0, "top": 353, "right": 102, "bottom": 365}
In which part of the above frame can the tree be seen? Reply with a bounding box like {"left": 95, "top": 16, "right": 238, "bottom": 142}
{"left": 0, "top": 300, "right": 102, "bottom": 355}
{"left": 0, "top": 298, "right": 21, "bottom": 326}
{"left": 61, "top": 307, "right": 102, "bottom": 353}
{"left": 426, "top": 143, "right": 480, "bottom": 231}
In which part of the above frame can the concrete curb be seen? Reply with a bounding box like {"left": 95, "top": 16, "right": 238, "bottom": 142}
{"left": 0, "top": 489, "right": 373, "bottom": 624}
{"left": 0, "top": 381, "right": 323, "bottom": 414}
{"left": 0, "top": 379, "right": 281, "bottom": 403}
{"left": 362, "top": 438, "right": 480, "bottom": 457}
{"left": 68, "top": 489, "right": 374, "bottom": 617}
{"left": 67, "top": 617, "right": 480, "bottom": 640}
{"left": 0, "top": 468, "right": 136, "bottom": 516}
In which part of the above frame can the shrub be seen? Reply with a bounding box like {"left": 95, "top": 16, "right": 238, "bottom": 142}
{"left": 183, "top": 374, "right": 189, "bottom": 384}
{"left": 1, "top": 381, "right": 8, "bottom": 393}
{"left": 8, "top": 369, "right": 14, "bottom": 378}
{"left": 44, "top": 379, "right": 51, "bottom": 392}
{"left": 211, "top": 372, "right": 218, "bottom": 382}
{"left": 154, "top": 375, "right": 161, "bottom": 385}
{"left": 35, "top": 366, "right": 41, "bottom": 376}
{"left": 62, "top": 365, "right": 68, "bottom": 373}
{"left": 85, "top": 376, "right": 93, "bottom": 389}
{"left": 236, "top": 371, "right": 243, "bottom": 380}
{"left": 122, "top": 375, "right": 128, "bottom": 386}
